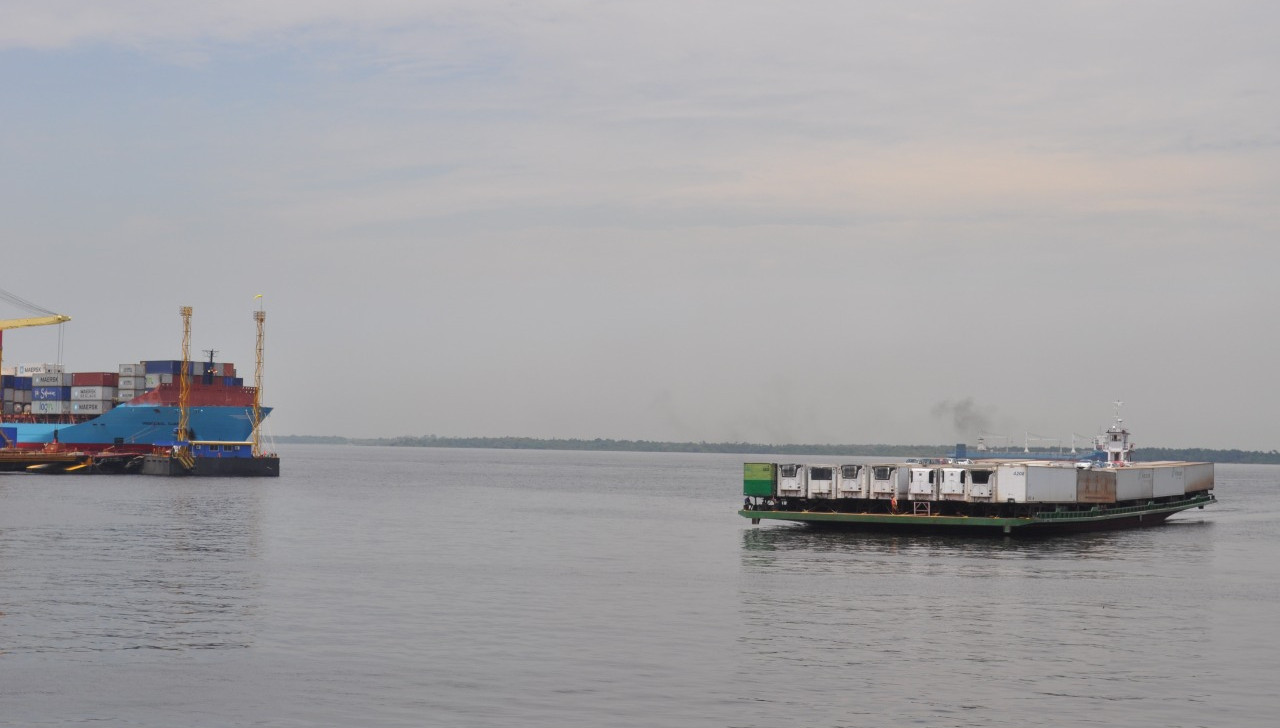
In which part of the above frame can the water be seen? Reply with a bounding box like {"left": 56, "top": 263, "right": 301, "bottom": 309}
{"left": 2, "top": 446, "right": 1278, "bottom": 727}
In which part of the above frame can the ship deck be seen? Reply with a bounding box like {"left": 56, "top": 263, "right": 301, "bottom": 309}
{"left": 739, "top": 493, "right": 1215, "bottom": 535}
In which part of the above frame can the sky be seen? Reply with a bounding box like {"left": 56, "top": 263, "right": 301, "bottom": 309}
{"left": 1, "top": 1, "right": 1277, "bottom": 449}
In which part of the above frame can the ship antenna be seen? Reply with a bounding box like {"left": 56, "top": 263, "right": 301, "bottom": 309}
{"left": 202, "top": 349, "right": 218, "bottom": 385}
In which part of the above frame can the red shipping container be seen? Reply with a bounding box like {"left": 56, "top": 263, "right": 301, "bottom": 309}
{"left": 72, "top": 372, "right": 121, "bottom": 387}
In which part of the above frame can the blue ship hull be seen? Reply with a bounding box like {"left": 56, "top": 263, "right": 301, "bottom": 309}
{"left": 6, "top": 403, "right": 272, "bottom": 449}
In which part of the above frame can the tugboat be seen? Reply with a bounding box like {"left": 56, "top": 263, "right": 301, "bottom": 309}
{"left": 740, "top": 408, "right": 1214, "bottom": 535}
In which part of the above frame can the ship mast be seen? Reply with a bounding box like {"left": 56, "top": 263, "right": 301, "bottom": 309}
{"left": 176, "top": 306, "right": 194, "bottom": 469}
{"left": 252, "top": 306, "right": 266, "bottom": 456}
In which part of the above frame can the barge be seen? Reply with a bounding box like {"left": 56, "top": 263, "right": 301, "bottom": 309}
{"left": 141, "top": 441, "right": 280, "bottom": 477}
{"left": 739, "top": 416, "right": 1214, "bottom": 535}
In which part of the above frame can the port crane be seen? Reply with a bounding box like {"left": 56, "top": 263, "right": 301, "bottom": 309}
{"left": 0, "top": 289, "right": 71, "bottom": 414}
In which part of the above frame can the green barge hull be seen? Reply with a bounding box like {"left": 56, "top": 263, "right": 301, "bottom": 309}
{"left": 739, "top": 492, "right": 1215, "bottom": 535}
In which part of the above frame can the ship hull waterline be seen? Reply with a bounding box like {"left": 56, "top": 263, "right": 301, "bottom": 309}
{"left": 739, "top": 494, "right": 1215, "bottom": 536}
{"left": 140, "top": 454, "right": 280, "bottom": 477}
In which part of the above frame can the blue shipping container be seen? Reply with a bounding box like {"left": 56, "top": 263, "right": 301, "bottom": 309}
{"left": 17, "top": 376, "right": 32, "bottom": 390}
{"left": 145, "top": 360, "right": 221, "bottom": 375}
{"left": 144, "top": 360, "right": 183, "bottom": 375}
{"left": 1, "top": 375, "right": 11, "bottom": 388}
{"left": 32, "top": 386, "right": 71, "bottom": 401}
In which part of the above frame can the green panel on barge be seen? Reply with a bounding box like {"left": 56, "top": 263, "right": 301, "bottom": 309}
{"left": 743, "top": 462, "right": 777, "bottom": 497}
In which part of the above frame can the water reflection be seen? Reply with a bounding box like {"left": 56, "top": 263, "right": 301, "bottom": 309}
{"left": 741, "top": 519, "right": 1214, "bottom": 564}
{"left": 735, "top": 520, "right": 1219, "bottom": 727}
{"left": 0, "top": 480, "right": 264, "bottom": 654}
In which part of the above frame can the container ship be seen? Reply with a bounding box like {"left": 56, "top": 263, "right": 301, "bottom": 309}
{"left": 1, "top": 294, "right": 276, "bottom": 475}
{"left": 1, "top": 359, "right": 270, "bottom": 454}
{"left": 740, "top": 415, "right": 1214, "bottom": 535}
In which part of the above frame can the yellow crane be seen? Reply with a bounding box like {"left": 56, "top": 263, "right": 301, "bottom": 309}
{"left": 0, "top": 289, "right": 72, "bottom": 397}
{"left": 252, "top": 307, "right": 266, "bottom": 456}
{"left": 175, "top": 305, "right": 194, "bottom": 469}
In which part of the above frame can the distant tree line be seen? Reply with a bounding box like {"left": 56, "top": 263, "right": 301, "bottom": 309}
{"left": 1133, "top": 447, "right": 1280, "bottom": 465}
{"left": 272, "top": 434, "right": 1280, "bottom": 464}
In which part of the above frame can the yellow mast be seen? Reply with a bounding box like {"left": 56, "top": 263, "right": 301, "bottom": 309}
{"left": 252, "top": 308, "right": 266, "bottom": 456}
{"left": 176, "top": 306, "right": 194, "bottom": 468}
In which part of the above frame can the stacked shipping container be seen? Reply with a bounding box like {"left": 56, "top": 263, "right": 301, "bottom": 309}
{"left": 745, "top": 460, "right": 1216, "bottom": 505}
{"left": 0, "top": 359, "right": 239, "bottom": 420}
{"left": 1, "top": 374, "right": 34, "bottom": 415}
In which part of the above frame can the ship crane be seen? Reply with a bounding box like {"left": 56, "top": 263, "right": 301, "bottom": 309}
{"left": 252, "top": 302, "right": 266, "bottom": 457}
{"left": 0, "top": 289, "right": 71, "bottom": 419}
{"left": 975, "top": 431, "right": 1009, "bottom": 451}
{"left": 175, "top": 305, "right": 194, "bottom": 469}
{"left": 1023, "top": 432, "right": 1061, "bottom": 453}
{"left": 1070, "top": 433, "right": 1096, "bottom": 454}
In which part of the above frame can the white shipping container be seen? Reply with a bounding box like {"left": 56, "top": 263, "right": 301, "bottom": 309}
{"left": 32, "top": 400, "right": 66, "bottom": 415}
{"left": 777, "top": 463, "right": 807, "bottom": 497}
{"left": 868, "top": 464, "right": 909, "bottom": 499}
{"left": 1184, "top": 463, "right": 1214, "bottom": 493}
{"left": 18, "top": 363, "right": 64, "bottom": 375}
{"left": 996, "top": 464, "right": 1028, "bottom": 502}
{"left": 30, "top": 373, "right": 72, "bottom": 386}
{"left": 1024, "top": 464, "right": 1080, "bottom": 503}
{"left": 1152, "top": 466, "right": 1186, "bottom": 498}
{"left": 118, "top": 376, "right": 146, "bottom": 389}
{"left": 119, "top": 363, "right": 144, "bottom": 376}
{"left": 807, "top": 465, "right": 835, "bottom": 498}
{"left": 17, "top": 389, "right": 31, "bottom": 403}
{"left": 908, "top": 467, "right": 937, "bottom": 500}
{"left": 72, "top": 386, "right": 117, "bottom": 400}
{"left": 1115, "top": 468, "right": 1155, "bottom": 501}
{"left": 965, "top": 467, "right": 997, "bottom": 502}
{"left": 2, "top": 387, "right": 12, "bottom": 401}
{"left": 939, "top": 468, "right": 966, "bottom": 499}
{"left": 72, "top": 400, "right": 114, "bottom": 415}
{"left": 0, "top": 367, "right": 14, "bottom": 375}
{"left": 144, "top": 373, "right": 174, "bottom": 388}
{"left": 836, "top": 464, "right": 866, "bottom": 498}
{"left": 117, "top": 389, "right": 141, "bottom": 401}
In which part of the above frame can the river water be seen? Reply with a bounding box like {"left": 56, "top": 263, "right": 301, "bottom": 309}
{"left": 1, "top": 445, "right": 1277, "bottom": 727}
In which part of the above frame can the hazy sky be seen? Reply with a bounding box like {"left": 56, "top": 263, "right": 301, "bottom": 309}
{"left": 1, "top": 1, "right": 1277, "bottom": 449}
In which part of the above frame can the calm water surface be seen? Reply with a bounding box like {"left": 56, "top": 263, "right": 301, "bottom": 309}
{"left": 1, "top": 445, "right": 1277, "bottom": 727}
